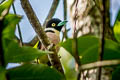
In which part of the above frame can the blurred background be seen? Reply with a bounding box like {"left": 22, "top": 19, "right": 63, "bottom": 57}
{"left": 7, "top": 0, "right": 120, "bottom": 42}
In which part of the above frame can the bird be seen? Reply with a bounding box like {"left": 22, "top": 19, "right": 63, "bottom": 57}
{"left": 34, "top": 18, "right": 67, "bottom": 64}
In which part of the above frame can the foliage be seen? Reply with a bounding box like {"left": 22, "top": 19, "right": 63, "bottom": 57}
{"left": 60, "top": 7, "right": 120, "bottom": 79}
{"left": 8, "top": 64, "right": 65, "bottom": 80}
{"left": 61, "top": 35, "right": 120, "bottom": 65}
{"left": 0, "top": 1, "right": 65, "bottom": 80}
{"left": 112, "top": 66, "right": 120, "bottom": 80}
{"left": 113, "top": 10, "right": 120, "bottom": 42}
{"left": 0, "top": 67, "right": 6, "bottom": 80}
{"left": 0, "top": 0, "right": 13, "bottom": 15}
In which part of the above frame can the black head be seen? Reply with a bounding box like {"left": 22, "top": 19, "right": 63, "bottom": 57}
{"left": 46, "top": 18, "right": 64, "bottom": 31}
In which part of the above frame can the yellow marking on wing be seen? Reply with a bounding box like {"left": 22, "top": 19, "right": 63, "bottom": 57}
{"left": 33, "top": 41, "right": 39, "bottom": 48}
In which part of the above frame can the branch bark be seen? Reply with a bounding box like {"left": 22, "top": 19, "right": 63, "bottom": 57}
{"left": 20, "top": 0, "right": 60, "bottom": 46}
{"left": 20, "top": 0, "right": 64, "bottom": 74}
{"left": 81, "top": 60, "right": 120, "bottom": 70}
{"left": 43, "top": 0, "right": 60, "bottom": 28}
{"left": 97, "top": 0, "right": 105, "bottom": 79}
{"left": 62, "top": 0, "right": 68, "bottom": 41}
{"left": 12, "top": 3, "right": 23, "bottom": 46}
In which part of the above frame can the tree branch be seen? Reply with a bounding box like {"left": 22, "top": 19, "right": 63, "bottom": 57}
{"left": 20, "top": 0, "right": 64, "bottom": 74}
{"left": 12, "top": 3, "right": 23, "bottom": 46}
{"left": 81, "top": 60, "right": 120, "bottom": 70}
{"left": 43, "top": 0, "right": 60, "bottom": 28}
{"left": 97, "top": 0, "right": 106, "bottom": 80}
{"left": 93, "top": 0, "right": 115, "bottom": 40}
{"left": 20, "top": 0, "right": 50, "bottom": 47}
{"left": 62, "top": 0, "right": 68, "bottom": 41}
{"left": 20, "top": 0, "right": 60, "bottom": 46}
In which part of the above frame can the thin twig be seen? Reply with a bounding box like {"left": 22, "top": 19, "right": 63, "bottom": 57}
{"left": 63, "top": 0, "right": 67, "bottom": 23}
{"left": 99, "top": 0, "right": 105, "bottom": 64}
{"left": 97, "top": 0, "right": 105, "bottom": 80}
{"left": 73, "top": 33, "right": 81, "bottom": 80}
{"left": 12, "top": 3, "right": 23, "bottom": 46}
{"left": 20, "top": 0, "right": 64, "bottom": 74}
{"left": 81, "top": 60, "right": 120, "bottom": 70}
{"left": 73, "top": 31, "right": 81, "bottom": 80}
{"left": 43, "top": 0, "right": 60, "bottom": 28}
{"left": 20, "top": 0, "right": 49, "bottom": 47}
{"left": 62, "top": 0, "right": 68, "bottom": 41}
{"left": 72, "top": 0, "right": 81, "bottom": 80}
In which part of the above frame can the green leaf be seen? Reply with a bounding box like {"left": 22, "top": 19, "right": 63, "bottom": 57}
{"left": 0, "top": 0, "right": 13, "bottom": 15}
{"left": 60, "top": 38, "right": 73, "bottom": 55}
{"left": 76, "top": 36, "right": 99, "bottom": 64}
{"left": 2, "top": 14, "right": 21, "bottom": 39}
{"left": 8, "top": 64, "right": 65, "bottom": 80}
{"left": 81, "top": 39, "right": 120, "bottom": 64}
{"left": 113, "top": 10, "right": 120, "bottom": 42}
{"left": 112, "top": 66, "right": 120, "bottom": 80}
{"left": 60, "top": 36, "right": 99, "bottom": 56}
{"left": 0, "top": 67, "right": 6, "bottom": 80}
{"left": 1, "top": 13, "right": 46, "bottom": 64}
{"left": 2, "top": 14, "right": 21, "bottom": 51}
{"left": 61, "top": 35, "right": 120, "bottom": 65}
{"left": 103, "top": 39, "right": 120, "bottom": 60}
{"left": 5, "top": 40, "right": 50, "bottom": 64}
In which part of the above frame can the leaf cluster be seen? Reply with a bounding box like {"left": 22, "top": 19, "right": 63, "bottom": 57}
{"left": 60, "top": 9, "right": 120, "bottom": 80}
{"left": 0, "top": 1, "right": 65, "bottom": 80}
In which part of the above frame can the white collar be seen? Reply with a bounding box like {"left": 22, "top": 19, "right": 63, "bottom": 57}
{"left": 45, "top": 28, "right": 60, "bottom": 36}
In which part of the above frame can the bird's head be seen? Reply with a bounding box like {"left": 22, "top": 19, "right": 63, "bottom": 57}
{"left": 46, "top": 18, "right": 67, "bottom": 32}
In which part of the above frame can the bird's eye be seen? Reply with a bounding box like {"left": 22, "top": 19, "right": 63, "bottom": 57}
{"left": 51, "top": 23, "right": 56, "bottom": 27}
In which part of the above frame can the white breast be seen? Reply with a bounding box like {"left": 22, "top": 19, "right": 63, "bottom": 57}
{"left": 46, "top": 32, "right": 60, "bottom": 45}
{"left": 46, "top": 32, "right": 60, "bottom": 52}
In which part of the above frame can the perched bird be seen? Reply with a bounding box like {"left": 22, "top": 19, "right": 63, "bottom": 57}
{"left": 34, "top": 18, "right": 67, "bottom": 64}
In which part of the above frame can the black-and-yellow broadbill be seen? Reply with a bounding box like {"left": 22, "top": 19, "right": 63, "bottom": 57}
{"left": 34, "top": 18, "right": 67, "bottom": 64}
